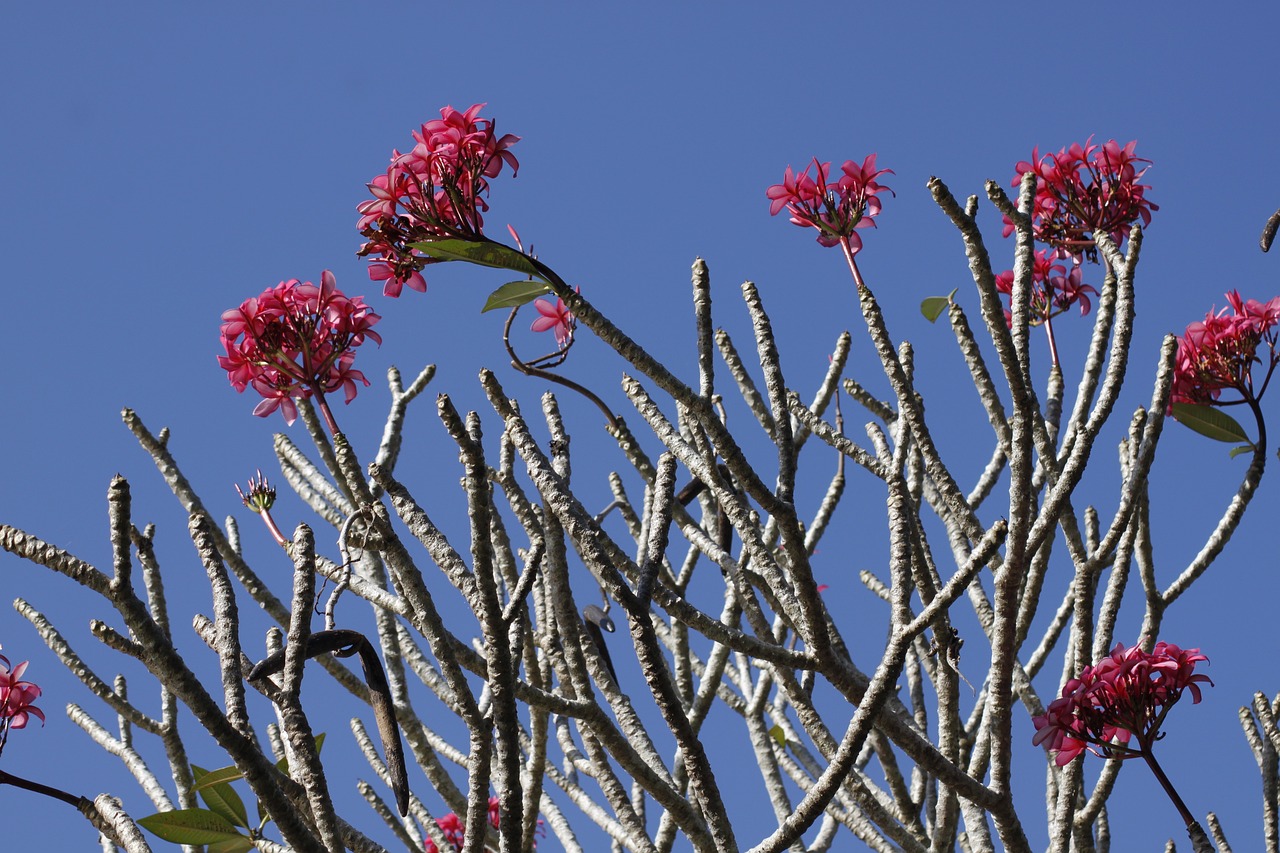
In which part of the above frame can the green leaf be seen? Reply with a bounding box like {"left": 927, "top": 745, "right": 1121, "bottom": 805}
{"left": 191, "top": 763, "right": 270, "bottom": 834}
{"left": 198, "top": 778, "right": 251, "bottom": 830}
{"left": 482, "top": 280, "right": 554, "bottom": 312}
{"left": 768, "top": 724, "right": 787, "bottom": 748}
{"left": 208, "top": 836, "right": 256, "bottom": 853}
{"left": 192, "top": 763, "right": 246, "bottom": 791}
{"left": 408, "top": 239, "right": 541, "bottom": 276}
{"left": 138, "top": 808, "right": 248, "bottom": 845}
{"left": 1170, "top": 403, "right": 1252, "bottom": 444}
{"left": 1230, "top": 445, "right": 1257, "bottom": 459}
{"left": 920, "top": 289, "right": 959, "bottom": 323}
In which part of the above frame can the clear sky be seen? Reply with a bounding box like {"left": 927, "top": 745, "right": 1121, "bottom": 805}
{"left": 3, "top": 3, "right": 1280, "bottom": 850}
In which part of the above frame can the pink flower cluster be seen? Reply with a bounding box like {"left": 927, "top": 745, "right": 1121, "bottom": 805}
{"left": 994, "top": 249, "right": 1098, "bottom": 327}
{"left": 1005, "top": 138, "right": 1157, "bottom": 259}
{"left": 424, "top": 797, "right": 539, "bottom": 853}
{"left": 358, "top": 104, "right": 520, "bottom": 297}
{"left": 218, "top": 271, "right": 381, "bottom": 425}
{"left": 1032, "top": 641, "right": 1211, "bottom": 766}
{"left": 1172, "top": 291, "right": 1280, "bottom": 406}
{"left": 0, "top": 650, "right": 44, "bottom": 750}
{"left": 767, "top": 155, "right": 894, "bottom": 252}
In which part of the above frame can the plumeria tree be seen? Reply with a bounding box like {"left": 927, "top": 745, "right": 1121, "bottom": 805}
{"left": 5, "top": 105, "right": 1280, "bottom": 852}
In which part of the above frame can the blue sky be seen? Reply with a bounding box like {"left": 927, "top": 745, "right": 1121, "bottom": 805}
{"left": 3, "top": 3, "right": 1280, "bottom": 850}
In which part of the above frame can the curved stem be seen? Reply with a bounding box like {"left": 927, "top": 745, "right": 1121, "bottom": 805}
{"left": 250, "top": 628, "right": 409, "bottom": 816}
{"left": 1249, "top": 394, "right": 1269, "bottom": 453}
{"left": 502, "top": 306, "right": 619, "bottom": 427}
{"left": 255, "top": 507, "right": 290, "bottom": 549}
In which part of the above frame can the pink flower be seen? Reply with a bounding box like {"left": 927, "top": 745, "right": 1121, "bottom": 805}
{"left": 1227, "top": 290, "right": 1280, "bottom": 334}
{"left": 248, "top": 377, "right": 301, "bottom": 425}
{"left": 368, "top": 260, "right": 426, "bottom": 299}
{"left": 530, "top": 296, "right": 576, "bottom": 347}
{"left": 358, "top": 104, "right": 520, "bottom": 297}
{"left": 1031, "top": 641, "right": 1211, "bottom": 766}
{"left": 1003, "top": 137, "right": 1157, "bottom": 261}
{"left": 218, "top": 271, "right": 381, "bottom": 424}
{"left": 766, "top": 163, "right": 823, "bottom": 217}
{"left": 419, "top": 103, "right": 520, "bottom": 180}
{"left": 994, "top": 249, "right": 1098, "bottom": 327}
{"left": 838, "top": 154, "right": 894, "bottom": 221}
{"left": 424, "top": 797, "right": 538, "bottom": 853}
{"left": 1053, "top": 265, "right": 1096, "bottom": 316}
{"left": 1171, "top": 291, "right": 1280, "bottom": 406}
{"left": 0, "top": 652, "right": 45, "bottom": 747}
{"left": 767, "top": 155, "right": 893, "bottom": 251}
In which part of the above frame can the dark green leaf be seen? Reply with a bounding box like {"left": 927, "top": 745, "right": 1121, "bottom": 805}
{"left": 408, "top": 239, "right": 541, "bottom": 276}
{"left": 482, "top": 280, "right": 554, "bottom": 312}
{"left": 138, "top": 808, "right": 246, "bottom": 845}
{"left": 1171, "top": 403, "right": 1251, "bottom": 444}
{"left": 920, "top": 289, "right": 959, "bottom": 323}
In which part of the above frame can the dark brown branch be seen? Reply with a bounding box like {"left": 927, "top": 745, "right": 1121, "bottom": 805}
{"left": 250, "top": 628, "right": 409, "bottom": 817}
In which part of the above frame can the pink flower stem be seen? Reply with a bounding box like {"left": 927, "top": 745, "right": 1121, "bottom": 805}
{"left": 839, "top": 237, "right": 868, "bottom": 291}
{"left": 256, "top": 508, "right": 290, "bottom": 549}
{"left": 1042, "top": 315, "right": 1062, "bottom": 369}
{"left": 1140, "top": 745, "right": 1197, "bottom": 829}
{"left": 310, "top": 387, "right": 342, "bottom": 438}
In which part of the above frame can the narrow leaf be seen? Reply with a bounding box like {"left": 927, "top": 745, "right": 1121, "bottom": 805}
{"left": 1170, "top": 403, "right": 1251, "bottom": 444}
{"left": 192, "top": 764, "right": 245, "bottom": 791}
{"left": 138, "top": 809, "right": 246, "bottom": 845}
{"left": 482, "top": 280, "right": 553, "bottom": 313}
{"left": 1229, "top": 445, "right": 1256, "bottom": 459}
{"left": 920, "top": 289, "right": 958, "bottom": 323}
{"left": 408, "top": 239, "right": 541, "bottom": 276}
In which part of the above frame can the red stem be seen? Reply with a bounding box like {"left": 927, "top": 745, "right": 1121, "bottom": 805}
{"left": 839, "top": 237, "right": 868, "bottom": 290}
{"left": 310, "top": 388, "right": 341, "bottom": 437}
{"left": 257, "top": 508, "right": 290, "bottom": 549}
{"left": 1140, "top": 746, "right": 1197, "bottom": 829}
{"left": 1042, "top": 315, "right": 1061, "bottom": 369}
